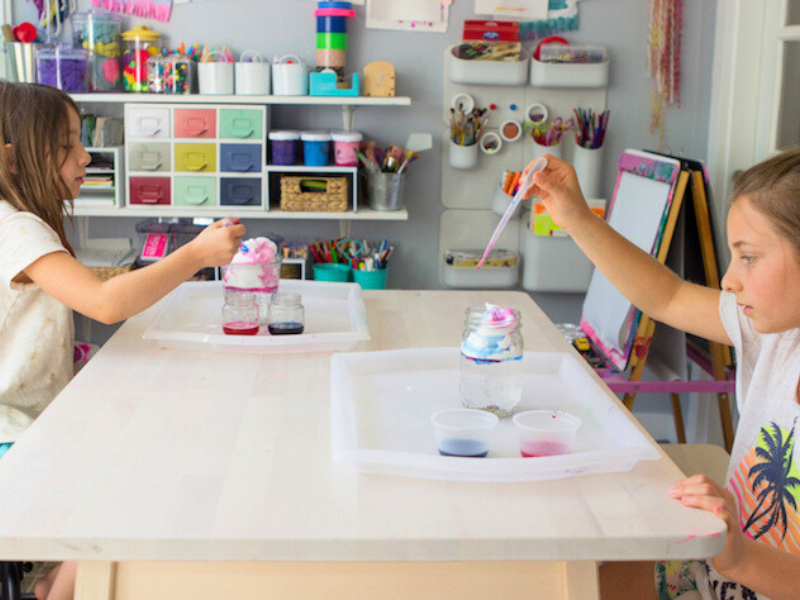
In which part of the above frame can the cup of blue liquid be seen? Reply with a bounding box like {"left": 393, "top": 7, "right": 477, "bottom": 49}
{"left": 431, "top": 408, "right": 498, "bottom": 458}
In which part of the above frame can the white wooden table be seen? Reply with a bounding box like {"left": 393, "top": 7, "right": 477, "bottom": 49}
{"left": 0, "top": 289, "right": 725, "bottom": 599}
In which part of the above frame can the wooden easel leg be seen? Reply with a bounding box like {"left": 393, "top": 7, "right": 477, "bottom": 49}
{"left": 717, "top": 392, "right": 734, "bottom": 453}
{"left": 670, "top": 393, "right": 686, "bottom": 443}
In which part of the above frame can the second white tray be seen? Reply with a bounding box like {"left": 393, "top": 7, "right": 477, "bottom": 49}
{"left": 331, "top": 348, "right": 659, "bottom": 482}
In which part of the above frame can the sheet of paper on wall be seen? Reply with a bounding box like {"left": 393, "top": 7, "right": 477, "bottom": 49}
{"left": 474, "top": 0, "right": 548, "bottom": 20}
{"left": 366, "top": 0, "right": 449, "bottom": 32}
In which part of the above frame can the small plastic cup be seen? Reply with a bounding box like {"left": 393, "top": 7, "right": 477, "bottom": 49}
{"left": 513, "top": 410, "right": 581, "bottom": 458}
{"left": 431, "top": 408, "right": 498, "bottom": 458}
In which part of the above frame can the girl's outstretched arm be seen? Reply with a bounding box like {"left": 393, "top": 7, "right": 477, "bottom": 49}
{"left": 22, "top": 219, "right": 245, "bottom": 324}
{"left": 524, "top": 154, "right": 731, "bottom": 346}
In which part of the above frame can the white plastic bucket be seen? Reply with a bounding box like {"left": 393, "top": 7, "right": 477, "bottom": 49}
{"left": 235, "top": 51, "right": 270, "bottom": 95}
{"left": 198, "top": 53, "right": 234, "bottom": 95}
{"left": 272, "top": 54, "right": 307, "bottom": 96}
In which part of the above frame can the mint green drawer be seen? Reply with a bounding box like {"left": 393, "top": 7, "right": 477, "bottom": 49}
{"left": 219, "top": 109, "right": 263, "bottom": 140}
{"left": 174, "top": 176, "right": 217, "bottom": 207}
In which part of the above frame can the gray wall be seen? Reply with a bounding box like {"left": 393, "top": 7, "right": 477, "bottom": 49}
{"left": 13, "top": 0, "right": 717, "bottom": 325}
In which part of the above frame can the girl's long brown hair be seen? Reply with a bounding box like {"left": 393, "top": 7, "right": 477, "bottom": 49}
{"left": 0, "top": 81, "right": 80, "bottom": 255}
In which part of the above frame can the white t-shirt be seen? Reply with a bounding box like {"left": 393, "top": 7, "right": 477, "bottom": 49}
{"left": 0, "top": 200, "right": 73, "bottom": 435}
{"left": 678, "top": 290, "right": 800, "bottom": 599}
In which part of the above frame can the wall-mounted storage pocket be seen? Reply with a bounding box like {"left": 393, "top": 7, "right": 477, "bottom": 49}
{"left": 126, "top": 107, "right": 170, "bottom": 139}
{"left": 220, "top": 109, "right": 263, "bottom": 139}
{"left": 174, "top": 108, "right": 216, "bottom": 139}
{"left": 447, "top": 45, "right": 529, "bottom": 86}
{"left": 129, "top": 176, "right": 171, "bottom": 206}
{"left": 128, "top": 142, "right": 171, "bottom": 172}
{"left": 220, "top": 177, "right": 262, "bottom": 206}
{"left": 174, "top": 176, "right": 217, "bottom": 207}
{"left": 220, "top": 143, "right": 262, "bottom": 173}
{"left": 529, "top": 56, "right": 610, "bottom": 88}
{"left": 174, "top": 143, "right": 216, "bottom": 172}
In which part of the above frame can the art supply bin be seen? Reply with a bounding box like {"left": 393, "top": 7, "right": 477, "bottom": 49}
{"left": 352, "top": 268, "right": 388, "bottom": 290}
{"left": 521, "top": 223, "right": 593, "bottom": 292}
{"left": 36, "top": 45, "right": 89, "bottom": 92}
{"left": 314, "top": 263, "right": 351, "bottom": 282}
{"left": 71, "top": 9, "right": 122, "bottom": 91}
{"left": 365, "top": 171, "right": 404, "bottom": 211}
{"left": 121, "top": 25, "right": 162, "bottom": 92}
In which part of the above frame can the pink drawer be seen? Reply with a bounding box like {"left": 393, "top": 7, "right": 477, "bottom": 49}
{"left": 174, "top": 109, "right": 216, "bottom": 139}
{"left": 129, "top": 176, "right": 171, "bottom": 206}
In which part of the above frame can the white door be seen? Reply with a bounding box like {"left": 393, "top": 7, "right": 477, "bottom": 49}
{"left": 706, "top": 0, "right": 800, "bottom": 262}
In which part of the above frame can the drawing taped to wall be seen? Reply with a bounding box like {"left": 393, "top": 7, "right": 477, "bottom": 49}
{"left": 366, "top": 0, "right": 450, "bottom": 32}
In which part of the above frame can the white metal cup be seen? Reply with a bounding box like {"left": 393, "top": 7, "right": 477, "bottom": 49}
{"left": 272, "top": 54, "right": 308, "bottom": 96}
{"left": 235, "top": 51, "right": 270, "bottom": 95}
{"left": 448, "top": 139, "right": 478, "bottom": 170}
{"left": 198, "top": 61, "right": 234, "bottom": 95}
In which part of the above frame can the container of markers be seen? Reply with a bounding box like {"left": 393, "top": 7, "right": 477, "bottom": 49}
{"left": 313, "top": 262, "right": 352, "bottom": 282}
{"left": 572, "top": 141, "right": 603, "bottom": 199}
{"left": 352, "top": 268, "right": 388, "bottom": 290}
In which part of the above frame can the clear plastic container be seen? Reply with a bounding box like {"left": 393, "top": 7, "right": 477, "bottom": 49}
{"left": 222, "top": 289, "right": 259, "bottom": 336}
{"left": 35, "top": 44, "right": 89, "bottom": 92}
{"left": 71, "top": 9, "right": 122, "bottom": 91}
{"left": 267, "top": 291, "right": 305, "bottom": 335}
{"left": 459, "top": 305, "right": 523, "bottom": 417}
{"left": 121, "top": 25, "right": 162, "bottom": 92}
{"left": 148, "top": 53, "right": 193, "bottom": 94}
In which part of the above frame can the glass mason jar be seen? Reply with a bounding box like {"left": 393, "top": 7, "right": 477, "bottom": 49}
{"left": 267, "top": 292, "right": 304, "bottom": 335}
{"left": 459, "top": 305, "right": 523, "bottom": 417}
{"left": 221, "top": 289, "right": 259, "bottom": 336}
{"left": 121, "top": 25, "right": 162, "bottom": 92}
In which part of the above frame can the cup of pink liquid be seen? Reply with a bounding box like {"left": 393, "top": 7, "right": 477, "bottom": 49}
{"left": 512, "top": 410, "right": 581, "bottom": 458}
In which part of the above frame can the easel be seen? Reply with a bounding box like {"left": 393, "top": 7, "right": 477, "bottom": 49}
{"left": 601, "top": 165, "right": 735, "bottom": 452}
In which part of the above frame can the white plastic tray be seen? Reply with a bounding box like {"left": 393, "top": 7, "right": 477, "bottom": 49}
{"left": 143, "top": 280, "right": 370, "bottom": 353}
{"left": 331, "top": 348, "right": 659, "bottom": 482}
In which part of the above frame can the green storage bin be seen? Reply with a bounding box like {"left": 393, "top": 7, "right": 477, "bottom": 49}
{"left": 219, "top": 109, "right": 263, "bottom": 140}
{"left": 174, "top": 176, "right": 217, "bottom": 206}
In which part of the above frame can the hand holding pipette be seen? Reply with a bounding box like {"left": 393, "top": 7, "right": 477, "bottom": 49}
{"left": 476, "top": 157, "right": 548, "bottom": 270}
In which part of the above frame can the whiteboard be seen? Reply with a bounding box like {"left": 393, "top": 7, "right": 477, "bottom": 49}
{"left": 580, "top": 150, "right": 682, "bottom": 370}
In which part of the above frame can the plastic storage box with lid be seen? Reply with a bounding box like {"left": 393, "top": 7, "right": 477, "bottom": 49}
{"left": 121, "top": 25, "right": 162, "bottom": 92}
{"left": 71, "top": 9, "right": 122, "bottom": 91}
{"left": 331, "top": 130, "right": 362, "bottom": 166}
{"left": 442, "top": 249, "right": 519, "bottom": 288}
{"left": 36, "top": 45, "right": 89, "bottom": 92}
{"left": 147, "top": 53, "right": 193, "bottom": 94}
{"left": 301, "top": 130, "right": 332, "bottom": 166}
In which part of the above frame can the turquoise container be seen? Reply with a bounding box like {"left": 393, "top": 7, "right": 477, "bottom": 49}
{"left": 314, "top": 263, "right": 352, "bottom": 282}
{"left": 353, "top": 268, "right": 388, "bottom": 290}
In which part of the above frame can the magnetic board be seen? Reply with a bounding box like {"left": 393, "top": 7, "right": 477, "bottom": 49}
{"left": 580, "top": 150, "right": 683, "bottom": 370}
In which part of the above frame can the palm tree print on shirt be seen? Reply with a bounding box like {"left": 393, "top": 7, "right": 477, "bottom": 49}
{"left": 729, "top": 418, "right": 800, "bottom": 551}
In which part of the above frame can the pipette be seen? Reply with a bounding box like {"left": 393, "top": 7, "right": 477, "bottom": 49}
{"left": 476, "top": 157, "right": 548, "bottom": 270}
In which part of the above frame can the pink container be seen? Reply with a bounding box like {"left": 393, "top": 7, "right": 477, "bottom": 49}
{"left": 331, "top": 130, "right": 363, "bottom": 167}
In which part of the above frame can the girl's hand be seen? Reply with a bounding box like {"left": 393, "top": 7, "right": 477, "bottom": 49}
{"left": 189, "top": 218, "right": 245, "bottom": 268}
{"left": 668, "top": 474, "right": 746, "bottom": 576}
{"left": 521, "top": 154, "right": 593, "bottom": 233}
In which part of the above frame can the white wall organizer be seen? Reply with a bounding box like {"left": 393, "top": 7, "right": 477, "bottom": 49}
{"left": 439, "top": 46, "right": 609, "bottom": 292}
{"left": 75, "top": 147, "right": 124, "bottom": 209}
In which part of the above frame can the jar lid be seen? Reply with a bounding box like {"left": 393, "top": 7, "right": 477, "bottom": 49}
{"left": 36, "top": 44, "right": 89, "bottom": 59}
{"left": 268, "top": 130, "right": 301, "bottom": 141}
{"left": 71, "top": 9, "right": 122, "bottom": 23}
{"left": 122, "top": 25, "right": 162, "bottom": 42}
{"left": 301, "top": 130, "right": 331, "bottom": 142}
{"left": 330, "top": 130, "right": 363, "bottom": 142}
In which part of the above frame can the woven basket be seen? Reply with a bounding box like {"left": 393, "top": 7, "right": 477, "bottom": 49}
{"left": 280, "top": 176, "right": 348, "bottom": 212}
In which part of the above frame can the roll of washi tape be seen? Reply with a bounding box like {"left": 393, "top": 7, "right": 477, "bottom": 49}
{"left": 316, "top": 32, "right": 347, "bottom": 50}
{"left": 479, "top": 131, "right": 503, "bottom": 155}
{"left": 316, "top": 49, "right": 346, "bottom": 68}
{"left": 314, "top": 8, "right": 356, "bottom": 18}
{"left": 500, "top": 119, "right": 523, "bottom": 142}
{"left": 451, "top": 92, "right": 475, "bottom": 114}
{"left": 316, "top": 15, "right": 347, "bottom": 32}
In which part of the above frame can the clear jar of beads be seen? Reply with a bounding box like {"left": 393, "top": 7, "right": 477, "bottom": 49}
{"left": 71, "top": 9, "right": 122, "bottom": 91}
{"left": 147, "top": 53, "right": 193, "bottom": 94}
{"left": 121, "top": 25, "right": 162, "bottom": 92}
{"left": 267, "top": 292, "right": 304, "bottom": 335}
{"left": 459, "top": 305, "right": 523, "bottom": 417}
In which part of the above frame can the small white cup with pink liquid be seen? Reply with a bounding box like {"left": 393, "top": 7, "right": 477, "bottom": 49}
{"left": 512, "top": 410, "right": 581, "bottom": 458}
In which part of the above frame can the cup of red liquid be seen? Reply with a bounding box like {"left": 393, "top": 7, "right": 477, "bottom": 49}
{"left": 512, "top": 410, "right": 581, "bottom": 458}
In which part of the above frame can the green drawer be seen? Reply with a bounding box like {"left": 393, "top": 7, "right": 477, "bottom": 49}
{"left": 174, "top": 176, "right": 217, "bottom": 207}
{"left": 219, "top": 109, "right": 263, "bottom": 140}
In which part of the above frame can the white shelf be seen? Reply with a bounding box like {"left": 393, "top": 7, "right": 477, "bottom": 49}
{"left": 72, "top": 206, "right": 408, "bottom": 220}
{"left": 263, "top": 165, "right": 357, "bottom": 173}
{"left": 71, "top": 93, "right": 411, "bottom": 106}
